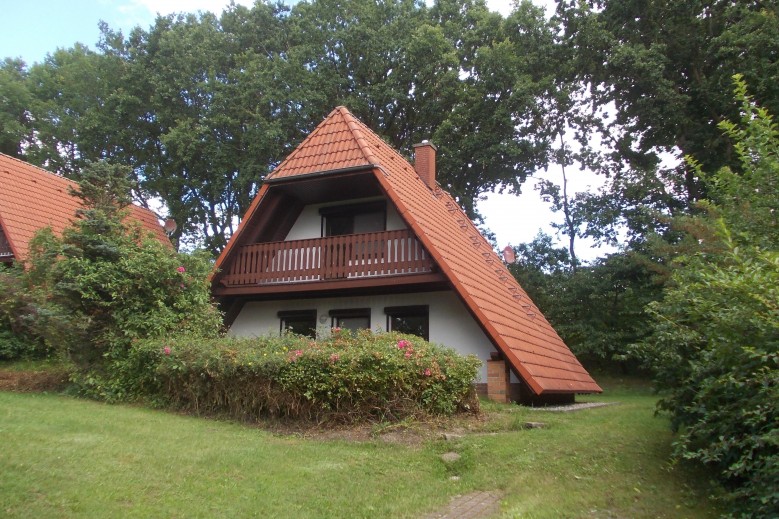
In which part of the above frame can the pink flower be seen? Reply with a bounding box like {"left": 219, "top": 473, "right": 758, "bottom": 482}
{"left": 163, "top": 346, "right": 171, "bottom": 356}
{"left": 180, "top": 283, "right": 185, "bottom": 289}
{"left": 294, "top": 349, "right": 303, "bottom": 357}
{"left": 176, "top": 266, "right": 186, "bottom": 273}
{"left": 404, "top": 351, "right": 412, "bottom": 359}
{"left": 332, "top": 327, "right": 342, "bottom": 333}
{"left": 397, "top": 339, "right": 410, "bottom": 350}
{"left": 424, "top": 368, "right": 432, "bottom": 377}
{"left": 329, "top": 353, "right": 340, "bottom": 363}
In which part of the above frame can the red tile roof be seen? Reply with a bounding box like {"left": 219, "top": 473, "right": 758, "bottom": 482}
{"left": 217, "top": 107, "right": 601, "bottom": 395}
{"left": 0, "top": 153, "right": 170, "bottom": 262}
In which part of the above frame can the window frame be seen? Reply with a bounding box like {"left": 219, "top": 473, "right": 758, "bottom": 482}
{"left": 277, "top": 310, "right": 318, "bottom": 338}
{"left": 329, "top": 308, "right": 371, "bottom": 331}
{"left": 384, "top": 305, "right": 429, "bottom": 341}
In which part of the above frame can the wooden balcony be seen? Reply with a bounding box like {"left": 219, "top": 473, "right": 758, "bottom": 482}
{"left": 219, "top": 229, "right": 437, "bottom": 290}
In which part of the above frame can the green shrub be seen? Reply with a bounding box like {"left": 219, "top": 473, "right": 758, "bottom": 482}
{"left": 0, "top": 269, "right": 49, "bottom": 360}
{"left": 637, "top": 245, "right": 778, "bottom": 516}
{"left": 634, "top": 80, "right": 779, "bottom": 517}
{"left": 35, "top": 163, "right": 220, "bottom": 360}
{"left": 130, "top": 330, "right": 481, "bottom": 422}
{"left": 3, "top": 162, "right": 222, "bottom": 397}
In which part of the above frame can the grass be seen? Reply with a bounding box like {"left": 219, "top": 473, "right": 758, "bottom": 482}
{"left": 0, "top": 373, "right": 722, "bottom": 518}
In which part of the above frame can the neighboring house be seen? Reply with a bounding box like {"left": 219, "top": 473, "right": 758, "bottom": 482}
{"left": 0, "top": 152, "right": 169, "bottom": 265}
{"left": 212, "top": 107, "right": 601, "bottom": 404}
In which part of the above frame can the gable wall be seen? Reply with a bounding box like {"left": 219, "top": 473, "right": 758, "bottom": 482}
{"left": 284, "top": 196, "right": 406, "bottom": 241}
{"left": 228, "top": 290, "right": 497, "bottom": 381}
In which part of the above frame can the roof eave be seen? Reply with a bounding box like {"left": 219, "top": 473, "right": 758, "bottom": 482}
{"left": 265, "top": 164, "right": 378, "bottom": 184}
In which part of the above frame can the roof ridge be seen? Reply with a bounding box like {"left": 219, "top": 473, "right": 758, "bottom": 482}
{"left": 267, "top": 106, "right": 378, "bottom": 180}
{"left": 341, "top": 109, "right": 418, "bottom": 172}
{"left": 336, "top": 106, "right": 381, "bottom": 166}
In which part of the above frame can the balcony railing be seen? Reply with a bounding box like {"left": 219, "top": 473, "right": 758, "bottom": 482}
{"left": 221, "top": 229, "right": 434, "bottom": 287}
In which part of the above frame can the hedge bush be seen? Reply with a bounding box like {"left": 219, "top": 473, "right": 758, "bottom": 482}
{"left": 129, "top": 330, "right": 481, "bottom": 422}
{"left": 634, "top": 81, "right": 779, "bottom": 517}
{"left": 0, "top": 268, "right": 50, "bottom": 361}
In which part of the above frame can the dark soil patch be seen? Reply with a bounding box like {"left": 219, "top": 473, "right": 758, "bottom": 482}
{"left": 252, "top": 411, "right": 491, "bottom": 446}
{"left": 0, "top": 368, "right": 69, "bottom": 392}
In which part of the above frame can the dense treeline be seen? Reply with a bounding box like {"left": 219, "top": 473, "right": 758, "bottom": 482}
{"left": 1, "top": 0, "right": 557, "bottom": 250}
{"left": 2, "top": 1, "right": 776, "bottom": 252}
{"left": 1, "top": 2, "right": 778, "bottom": 514}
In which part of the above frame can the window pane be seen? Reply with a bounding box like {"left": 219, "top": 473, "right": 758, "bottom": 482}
{"left": 282, "top": 317, "right": 316, "bottom": 338}
{"left": 353, "top": 211, "right": 384, "bottom": 233}
{"left": 390, "top": 314, "right": 429, "bottom": 341}
{"left": 336, "top": 316, "right": 370, "bottom": 332}
{"left": 326, "top": 214, "right": 353, "bottom": 236}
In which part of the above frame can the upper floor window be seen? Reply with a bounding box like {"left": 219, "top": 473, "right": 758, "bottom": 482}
{"left": 320, "top": 201, "right": 386, "bottom": 237}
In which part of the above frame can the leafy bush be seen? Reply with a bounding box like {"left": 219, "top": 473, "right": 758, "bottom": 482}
{"left": 129, "top": 330, "right": 481, "bottom": 422}
{"left": 638, "top": 243, "right": 778, "bottom": 516}
{"left": 509, "top": 233, "right": 661, "bottom": 371}
{"left": 0, "top": 268, "right": 49, "bottom": 360}
{"left": 8, "top": 162, "right": 222, "bottom": 396}
{"left": 634, "top": 79, "right": 778, "bottom": 517}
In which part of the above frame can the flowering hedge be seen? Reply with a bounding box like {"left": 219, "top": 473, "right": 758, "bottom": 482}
{"left": 128, "top": 329, "right": 481, "bottom": 422}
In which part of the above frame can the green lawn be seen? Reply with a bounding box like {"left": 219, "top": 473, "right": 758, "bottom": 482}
{"left": 0, "top": 376, "right": 721, "bottom": 518}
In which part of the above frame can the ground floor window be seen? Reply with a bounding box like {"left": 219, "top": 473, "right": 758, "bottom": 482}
{"left": 385, "top": 305, "right": 429, "bottom": 341}
{"left": 329, "top": 308, "right": 371, "bottom": 332}
{"left": 278, "top": 310, "right": 317, "bottom": 338}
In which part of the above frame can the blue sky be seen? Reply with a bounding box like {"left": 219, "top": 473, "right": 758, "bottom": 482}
{"left": 1, "top": 1, "right": 261, "bottom": 65}
{"left": 1, "top": 0, "right": 610, "bottom": 258}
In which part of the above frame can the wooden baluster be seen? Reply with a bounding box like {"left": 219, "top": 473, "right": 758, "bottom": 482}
{"left": 251, "top": 245, "right": 259, "bottom": 284}
{"left": 285, "top": 241, "right": 293, "bottom": 282}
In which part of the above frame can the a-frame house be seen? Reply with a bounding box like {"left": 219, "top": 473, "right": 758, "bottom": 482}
{"left": 212, "top": 107, "right": 601, "bottom": 404}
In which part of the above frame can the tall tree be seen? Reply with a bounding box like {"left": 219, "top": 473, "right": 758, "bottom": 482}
{"left": 0, "top": 58, "right": 32, "bottom": 157}
{"left": 557, "top": 0, "right": 779, "bottom": 208}
{"left": 0, "top": 0, "right": 560, "bottom": 252}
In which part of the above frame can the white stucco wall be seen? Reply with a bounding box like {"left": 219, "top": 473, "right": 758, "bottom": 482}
{"left": 283, "top": 196, "right": 406, "bottom": 241}
{"left": 228, "top": 290, "right": 496, "bottom": 381}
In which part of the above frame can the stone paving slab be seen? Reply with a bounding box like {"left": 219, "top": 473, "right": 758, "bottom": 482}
{"left": 424, "top": 491, "right": 502, "bottom": 519}
{"left": 532, "top": 401, "right": 619, "bottom": 412}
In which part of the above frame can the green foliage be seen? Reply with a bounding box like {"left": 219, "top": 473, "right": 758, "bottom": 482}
{"left": 558, "top": 0, "right": 779, "bottom": 203}
{"left": 634, "top": 80, "right": 779, "bottom": 517}
{"left": 14, "top": 162, "right": 222, "bottom": 396}
{"left": 0, "top": 267, "right": 49, "bottom": 360}
{"left": 128, "top": 330, "right": 480, "bottom": 422}
{"left": 0, "top": 58, "right": 32, "bottom": 157}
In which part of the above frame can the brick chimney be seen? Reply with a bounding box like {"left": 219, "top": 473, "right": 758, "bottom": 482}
{"left": 413, "top": 140, "right": 437, "bottom": 189}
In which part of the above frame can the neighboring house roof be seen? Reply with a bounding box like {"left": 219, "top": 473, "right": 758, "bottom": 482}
{"left": 0, "top": 152, "right": 170, "bottom": 262}
{"left": 215, "top": 107, "right": 601, "bottom": 395}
